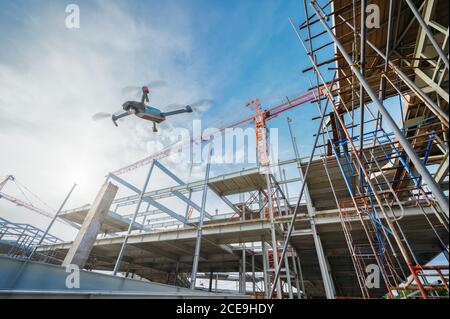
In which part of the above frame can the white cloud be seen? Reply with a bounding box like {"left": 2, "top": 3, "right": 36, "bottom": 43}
{"left": 0, "top": 1, "right": 214, "bottom": 236}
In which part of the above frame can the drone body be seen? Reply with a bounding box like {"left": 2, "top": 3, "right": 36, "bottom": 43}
{"left": 93, "top": 82, "right": 210, "bottom": 132}
{"left": 111, "top": 86, "right": 192, "bottom": 132}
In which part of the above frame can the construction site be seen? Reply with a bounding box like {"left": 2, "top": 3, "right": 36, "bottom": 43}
{"left": 0, "top": 0, "right": 449, "bottom": 299}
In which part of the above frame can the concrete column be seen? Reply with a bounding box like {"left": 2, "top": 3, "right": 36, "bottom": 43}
{"left": 62, "top": 182, "right": 118, "bottom": 268}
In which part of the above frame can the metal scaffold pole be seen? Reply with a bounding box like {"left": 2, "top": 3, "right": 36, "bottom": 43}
{"left": 286, "top": 117, "right": 335, "bottom": 299}
{"left": 359, "top": 0, "right": 367, "bottom": 192}
{"left": 259, "top": 191, "right": 270, "bottom": 298}
{"left": 191, "top": 145, "right": 213, "bottom": 289}
{"left": 113, "top": 161, "right": 155, "bottom": 275}
{"left": 264, "top": 171, "right": 283, "bottom": 299}
{"left": 28, "top": 183, "right": 77, "bottom": 260}
{"left": 268, "top": 37, "right": 336, "bottom": 296}
{"left": 291, "top": 10, "right": 401, "bottom": 298}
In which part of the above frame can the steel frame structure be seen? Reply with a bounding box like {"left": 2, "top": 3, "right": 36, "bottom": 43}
{"left": 0, "top": 217, "right": 62, "bottom": 260}
{"left": 108, "top": 157, "right": 305, "bottom": 296}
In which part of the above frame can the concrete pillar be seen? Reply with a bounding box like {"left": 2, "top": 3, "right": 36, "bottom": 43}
{"left": 62, "top": 182, "right": 118, "bottom": 268}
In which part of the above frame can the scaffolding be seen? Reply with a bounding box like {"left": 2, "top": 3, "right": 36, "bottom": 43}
{"left": 272, "top": 0, "right": 449, "bottom": 299}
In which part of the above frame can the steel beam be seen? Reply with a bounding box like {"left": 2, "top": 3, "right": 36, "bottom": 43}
{"left": 154, "top": 161, "right": 213, "bottom": 220}
{"left": 109, "top": 173, "right": 187, "bottom": 225}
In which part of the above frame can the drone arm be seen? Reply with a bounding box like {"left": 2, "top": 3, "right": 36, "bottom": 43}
{"left": 161, "top": 106, "right": 193, "bottom": 117}
{"left": 111, "top": 110, "right": 130, "bottom": 126}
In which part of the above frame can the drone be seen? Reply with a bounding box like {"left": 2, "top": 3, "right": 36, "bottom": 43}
{"left": 93, "top": 81, "right": 211, "bottom": 132}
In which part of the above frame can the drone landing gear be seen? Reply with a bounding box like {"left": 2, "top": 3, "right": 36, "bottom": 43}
{"left": 152, "top": 122, "right": 158, "bottom": 132}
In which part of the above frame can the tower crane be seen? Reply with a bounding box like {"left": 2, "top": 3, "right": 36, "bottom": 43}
{"left": 0, "top": 175, "right": 58, "bottom": 220}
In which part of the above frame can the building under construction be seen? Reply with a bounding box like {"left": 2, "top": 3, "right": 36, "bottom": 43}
{"left": 0, "top": 0, "right": 448, "bottom": 299}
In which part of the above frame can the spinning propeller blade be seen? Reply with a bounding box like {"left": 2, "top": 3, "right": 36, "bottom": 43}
{"left": 121, "top": 80, "right": 167, "bottom": 96}
{"left": 190, "top": 99, "right": 215, "bottom": 112}
{"left": 144, "top": 80, "right": 167, "bottom": 89}
{"left": 93, "top": 112, "right": 126, "bottom": 123}
{"left": 92, "top": 112, "right": 111, "bottom": 121}
{"left": 163, "top": 99, "right": 215, "bottom": 113}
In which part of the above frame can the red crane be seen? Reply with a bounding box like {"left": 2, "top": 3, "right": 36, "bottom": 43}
{"left": 0, "top": 175, "right": 55, "bottom": 219}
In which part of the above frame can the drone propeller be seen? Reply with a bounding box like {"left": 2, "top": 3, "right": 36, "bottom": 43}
{"left": 92, "top": 112, "right": 112, "bottom": 121}
{"left": 92, "top": 112, "right": 126, "bottom": 123}
{"left": 121, "top": 80, "right": 168, "bottom": 96}
{"left": 163, "top": 99, "right": 215, "bottom": 113}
